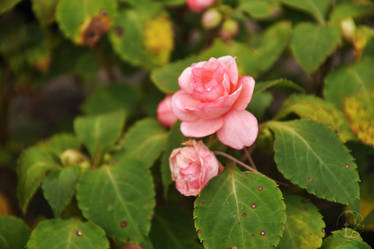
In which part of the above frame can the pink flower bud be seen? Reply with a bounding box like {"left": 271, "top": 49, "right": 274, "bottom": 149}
{"left": 169, "top": 140, "right": 220, "bottom": 196}
{"left": 201, "top": 8, "right": 222, "bottom": 30}
{"left": 187, "top": 0, "right": 216, "bottom": 13}
{"left": 220, "top": 19, "right": 239, "bottom": 40}
{"left": 157, "top": 95, "right": 178, "bottom": 128}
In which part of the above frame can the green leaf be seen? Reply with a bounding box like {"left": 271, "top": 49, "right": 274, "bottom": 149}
{"left": 109, "top": 9, "right": 173, "bottom": 69}
{"left": 280, "top": 0, "right": 328, "bottom": 23}
{"left": 194, "top": 166, "right": 286, "bottom": 249}
{"left": 249, "top": 21, "right": 292, "bottom": 73}
{"left": 74, "top": 52, "right": 101, "bottom": 81}
{"left": 27, "top": 218, "right": 109, "bottom": 249}
{"left": 254, "top": 79, "right": 304, "bottom": 95}
{"left": 267, "top": 120, "right": 360, "bottom": 210}
{"left": 324, "top": 59, "right": 374, "bottom": 109}
{"left": 0, "top": 216, "right": 30, "bottom": 249}
{"left": 82, "top": 84, "right": 140, "bottom": 118}
{"left": 290, "top": 23, "right": 341, "bottom": 73}
{"left": 42, "top": 166, "right": 81, "bottom": 217}
{"left": 74, "top": 109, "right": 125, "bottom": 158}
{"left": 160, "top": 122, "right": 186, "bottom": 197}
{"left": 276, "top": 94, "right": 355, "bottom": 142}
{"left": 56, "top": 0, "right": 117, "bottom": 45}
{"left": 247, "top": 92, "right": 273, "bottom": 120}
{"left": 76, "top": 157, "right": 155, "bottom": 244}
{"left": 0, "top": 0, "right": 22, "bottom": 14}
{"left": 150, "top": 204, "right": 203, "bottom": 249}
{"left": 239, "top": 0, "right": 280, "bottom": 19}
{"left": 277, "top": 195, "right": 325, "bottom": 249}
{"left": 330, "top": 2, "right": 374, "bottom": 23}
{"left": 120, "top": 118, "right": 168, "bottom": 168}
{"left": 32, "top": 0, "right": 59, "bottom": 27}
{"left": 321, "top": 228, "right": 368, "bottom": 249}
{"left": 46, "top": 133, "right": 81, "bottom": 157}
{"left": 17, "top": 146, "right": 60, "bottom": 214}
{"left": 336, "top": 240, "right": 372, "bottom": 249}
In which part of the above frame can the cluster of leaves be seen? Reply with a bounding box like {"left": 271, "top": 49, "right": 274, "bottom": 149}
{"left": 1, "top": 0, "right": 374, "bottom": 248}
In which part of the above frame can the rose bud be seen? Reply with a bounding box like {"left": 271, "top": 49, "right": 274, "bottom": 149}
{"left": 220, "top": 19, "right": 239, "bottom": 40}
{"left": 171, "top": 56, "right": 258, "bottom": 149}
{"left": 187, "top": 0, "right": 216, "bottom": 13}
{"left": 157, "top": 95, "right": 178, "bottom": 128}
{"left": 169, "top": 140, "right": 220, "bottom": 196}
{"left": 201, "top": 8, "right": 222, "bottom": 30}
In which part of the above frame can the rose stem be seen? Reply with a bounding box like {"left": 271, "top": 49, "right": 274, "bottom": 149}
{"left": 214, "top": 151, "right": 259, "bottom": 174}
{"left": 244, "top": 147, "right": 258, "bottom": 170}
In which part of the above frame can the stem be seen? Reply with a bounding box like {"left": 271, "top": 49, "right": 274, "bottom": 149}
{"left": 214, "top": 151, "right": 259, "bottom": 174}
{"left": 244, "top": 147, "right": 257, "bottom": 170}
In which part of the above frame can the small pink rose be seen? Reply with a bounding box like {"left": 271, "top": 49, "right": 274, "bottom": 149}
{"left": 169, "top": 140, "right": 220, "bottom": 196}
{"left": 171, "top": 56, "right": 258, "bottom": 150}
{"left": 187, "top": 0, "right": 216, "bottom": 13}
{"left": 157, "top": 95, "right": 178, "bottom": 128}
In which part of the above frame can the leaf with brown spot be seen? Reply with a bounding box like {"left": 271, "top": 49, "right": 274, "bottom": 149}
{"left": 56, "top": 0, "right": 117, "bottom": 45}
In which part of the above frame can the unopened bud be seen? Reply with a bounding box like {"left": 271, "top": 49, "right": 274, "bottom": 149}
{"left": 201, "top": 8, "right": 222, "bottom": 30}
{"left": 60, "top": 149, "right": 89, "bottom": 167}
{"left": 220, "top": 19, "right": 239, "bottom": 40}
{"left": 340, "top": 18, "right": 356, "bottom": 42}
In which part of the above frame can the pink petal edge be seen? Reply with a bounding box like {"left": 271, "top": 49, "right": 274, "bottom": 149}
{"left": 234, "top": 76, "right": 255, "bottom": 111}
{"left": 217, "top": 110, "right": 258, "bottom": 150}
{"left": 181, "top": 118, "right": 224, "bottom": 138}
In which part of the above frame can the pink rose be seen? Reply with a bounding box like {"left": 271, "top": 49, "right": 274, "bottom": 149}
{"left": 171, "top": 56, "right": 258, "bottom": 150}
{"left": 157, "top": 95, "right": 178, "bottom": 128}
{"left": 169, "top": 140, "right": 220, "bottom": 196}
{"left": 187, "top": 0, "right": 216, "bottom": 13}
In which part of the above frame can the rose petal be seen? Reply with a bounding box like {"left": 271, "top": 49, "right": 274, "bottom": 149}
{"left": 217, "top": 110, "right": 258, "bottom": 149}
{"left": 181, "top": 118, "right": 223, "bottom": 137}
{"left": 178, "top": 67, "right": 194, "bottom": 93}
{"left": 171, "top": 90, "right": 200, "bottom": 121}
{"left": 195, "top": 83, "right": 242, "bottom": 119}
{"left": 233, "top": 76, "right": 255, "bottom": 111}
{"left": 218, "top": 56, "right": 238, "bottom": 87}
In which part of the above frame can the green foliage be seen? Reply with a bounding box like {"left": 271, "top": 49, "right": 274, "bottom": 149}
{"left": 0, "top": 0, "right": 22, "bottom": 14}
{"left": 46, "top": 133, "right": 81, "bottom": 157}
{"left": 150, "top": 204, "right": 203, "bottom": 249}
{"left": 239, "top": 0, "right": 280, "bottom": 20}
{"left": 27, "top": 219, "right": 109, "bottom": 249}
{"left": 81, "top": 84, "right": 140, "bottom": 118}
{"left": 324, "top": 59, "right": 374, "bottom": 109}
{"left": 120, "top": 118, "right": 168, "bottom": 168}
{"left": 254, "top": 79, "right": 304, "bottom": 94}
{"left": 76, "top": 157, "right": 155, "bottom": 244}
{"left": 194, "top": 166, "right": 286, "bottom": 249}
{"left": 276, "top": 94, "right": 355, "bottom": 142}
{"left": 0, "top": 216, "right": 30, "bottom": 249}
{"left": 330, "top": 2, "right": 374, "bottom": 23}
{"left": 41, "top": 166, "right": 80, "bottom": 217}
{"left": 277, "top": 195, "right": 325, "bottom": 249}
{"left": 291, "top": 23, "right": 341, "bottom": 73}
{"left": 280, "top": 0, "right": 329, "bottom": 24}
{"left": 267, "top": 120, "right": 360, "bottom": 211}
{"left": 74, "top": 109, "right": 125, "bottom": 158}
{"left": 321, "top": 228, "right": 370, "bottom": 249}
{"left": 32, "top": 0, "right": 59, "bottom": 27}
{"left": 17, "top": 145, "right": 60, "bottom": 213}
